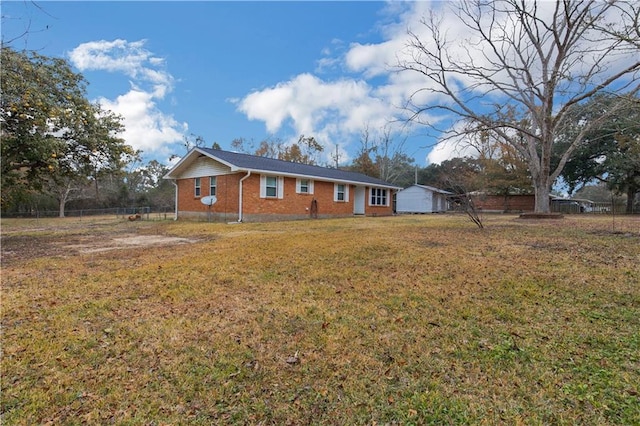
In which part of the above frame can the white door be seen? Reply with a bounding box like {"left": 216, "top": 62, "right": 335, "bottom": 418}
{"left": 354, "top": 186, "right": 366, "bottom": 215}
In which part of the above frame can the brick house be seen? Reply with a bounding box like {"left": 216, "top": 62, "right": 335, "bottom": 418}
{"left": 164, "top": 148, "right": 401, "bottom": 222}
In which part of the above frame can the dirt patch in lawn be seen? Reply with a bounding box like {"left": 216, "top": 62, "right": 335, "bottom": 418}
{"left": 1, "top": 222, "right": 199, "bottom": 265}
{"left": 66, "top": 234, "right": 197, "bottom": 254}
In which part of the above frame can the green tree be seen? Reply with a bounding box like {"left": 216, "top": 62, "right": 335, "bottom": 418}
{"left": 1, "top": 47, "right": 82, "bottom": 205}
{"left": 419, "top": 157, "right": 482, "bottom": 193}
{"left": 376, "top": 151, "right": 415, "bottom": 187}
{"left": 1, "top": 47, "right": 135, "bottom": 214}
{"left": 124, "top": 159, "right": 174, "bottom": 209}
{"left": 480, "top": 156, "right": 531, "bottom": 196}
{"left": 560, "top": 94, "right": 640, "bottom": 213}
{"left": 574, "top": 183, "right": 616, "bottom": 203}
{"left": 50, "top": 104, "right": 134, "bottom": 216}
{"left": 471, "top": 132, "right": 532, "bottom": 196}
{"left": 398, "top": 0, "right": 640, "bottom": 213}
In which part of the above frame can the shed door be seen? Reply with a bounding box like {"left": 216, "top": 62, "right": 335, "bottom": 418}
{"left": 354, "top": 186, "right": 366, "bottom": 215}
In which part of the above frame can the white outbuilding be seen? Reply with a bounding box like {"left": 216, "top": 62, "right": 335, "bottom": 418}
{"left": 396, "top": 184, "right": 451, "bottom": 214}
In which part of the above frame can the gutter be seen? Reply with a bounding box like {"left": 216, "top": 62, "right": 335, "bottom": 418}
{"left": 171, "top": 179, "right": 178, "bottom": 220}
{"left": 238, "top": 171, "right": 251, "bottom": 222}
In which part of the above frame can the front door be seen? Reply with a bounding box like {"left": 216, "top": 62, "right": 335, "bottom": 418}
{"left": 354, "top": 186, "right": 366, "bottom": 215}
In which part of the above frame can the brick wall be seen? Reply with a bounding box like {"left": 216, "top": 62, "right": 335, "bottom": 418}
{"left": 177, "top": 173, "right": 241, "bottom": 220}
{"left": 472, "top": 194, "right": 535, "bottom": 212}
{"left": 177, "top": 174, "right": 394, "bottom": 221}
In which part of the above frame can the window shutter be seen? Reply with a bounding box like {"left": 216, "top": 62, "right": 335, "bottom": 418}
{"left": 308, "top": 180, "right": 314, "bottom": 195}
{"left": 296, "top": 179, "right": 301, "bottom": 193}
{"left": 277, "top": 176, "right": 284, "bottom": 199}
{"left": 260, "top": 175, "right": 266, "bottom": 198}
{"left": 334, "top": 183, "right": 349, "bottom": 202}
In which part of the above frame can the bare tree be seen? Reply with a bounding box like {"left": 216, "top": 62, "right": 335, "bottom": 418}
{"left": 1, "top": 1, "right": 52, "bottom": 49}
{"left": 447, "top": 179, "right": 484, "bottom": 229}
{"left": 351, "top": 124, "right": 379, "bottom": 177}
{"left": 279, "top": 135, "right": 324, "bottom": 165}
{"left": 398, "top": 0, "right": 640, "bottom": 213}
{"left": 375, "top": 127, "right": 415, "bottom": 185}
{"left": 331, "top": 144, "right": 343, "bottom": 169}
{"left": 182, "top": 133, "right": 206, "bottom": 151}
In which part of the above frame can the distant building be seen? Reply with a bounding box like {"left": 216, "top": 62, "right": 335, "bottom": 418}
{"left": 551, "top": 197, "right": 596, "bottom": 213}
{"left": 470, "top": 193, "right": 535, "bottom": 213}
{"left": 396, "top": 184, "right": 451, "bottom": 214}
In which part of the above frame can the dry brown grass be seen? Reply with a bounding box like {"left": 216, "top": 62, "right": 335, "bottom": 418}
{"left": 1, "top": 214, "right": 639, "bottom": 424}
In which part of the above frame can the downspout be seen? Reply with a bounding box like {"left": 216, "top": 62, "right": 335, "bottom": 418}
{"left": 238, "top": 171, "right": 251, "bottom": 222}
{"left": 171, "top": 180, "right": 178, "bottom": 220}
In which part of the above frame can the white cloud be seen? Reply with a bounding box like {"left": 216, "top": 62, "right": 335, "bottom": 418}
{"left": 237, "top": 73, "right": 394, "bottom": 156}
{"left": 345, "top": 38, "right": 403, "bottom": 78}
{"left": 236, "top": 70, "right": 414, "bottom": 166}
{"left": 97, "top": 88, "right": 186, "bottom": 157}
{"left": 235, "top": 2, "right": 444, "bottom": 163}
{"left": 69, "top": 39, "right": 173, "bottom": 86}
{"left": 237, "top": 1, "right": 639, "bottom": 167}
{"left": 68, "top": 39, "right": 185, "bottom": 156}
{"left": 427, "top": 131, "right": 477, "bottom": 165}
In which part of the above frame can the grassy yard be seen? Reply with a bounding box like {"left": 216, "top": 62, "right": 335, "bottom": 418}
{"left": 1, "top": 214, "right": 639, "bottom": 424}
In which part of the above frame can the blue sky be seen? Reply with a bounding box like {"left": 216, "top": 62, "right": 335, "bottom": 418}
{"left": 3, "top": 1, "right": 635, "bottom": 172}
{"left": 3, "top": 1, "right": 445, "bottom": 167}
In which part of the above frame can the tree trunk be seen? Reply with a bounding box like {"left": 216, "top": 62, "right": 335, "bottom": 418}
{"left": 57, "top": 183, "right": 71, "bottom": 218}
{"left": 533, "top": 180, "right": 551, "bottom": 213}
{"left": 58, "top": 198, "right": 66, "bottom": 218}
{"left": 626, "top": 187, "right": 636, "bottom": 214}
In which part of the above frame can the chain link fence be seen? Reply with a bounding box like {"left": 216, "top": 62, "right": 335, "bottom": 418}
{"left": 1, "top": 206, "right": 174, "bottom": 220}
{"left": 551, "top": 199, "right": 638, "bottom": 215}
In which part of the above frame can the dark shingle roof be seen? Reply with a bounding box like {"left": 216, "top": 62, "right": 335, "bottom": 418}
{"left": 197, "top": 148, "right": 400, "bottom": 188}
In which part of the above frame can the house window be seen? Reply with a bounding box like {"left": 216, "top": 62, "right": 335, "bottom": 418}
{"left": 296, "top": 179, "right": 314, "bottom": 194}
{"left": 260, "top": 175, "right": 284, "bottom": 199}
{"left": 370, "top": 188, "right": 388, "bottom": 206}
{"left": 334, "top": 183, "right": 348, "bottom": 202}
{"left": 265, "top": 176, "right": 277, "bottom": 197}
{"left": 194, "top": 177, "right": 201, "bottom": 197}
{"left": 209, "top": 176, "right": 217, "bottom": 196}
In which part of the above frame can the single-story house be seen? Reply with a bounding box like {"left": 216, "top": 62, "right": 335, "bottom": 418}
{"left": 163, "top": 147, "right": 402, "bottom": 222}
{"left": 396, "top": 184, "right": 452, "bottom": 214}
